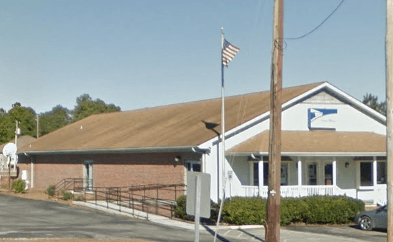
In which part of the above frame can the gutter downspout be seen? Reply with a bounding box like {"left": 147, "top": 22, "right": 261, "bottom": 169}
{"left": 31, "top": 156, "right": 34, "bottom": 188}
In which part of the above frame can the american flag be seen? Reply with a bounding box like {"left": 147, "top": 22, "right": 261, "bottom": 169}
{"left": 222, "top": 39, "right": 240, "bottom": 67}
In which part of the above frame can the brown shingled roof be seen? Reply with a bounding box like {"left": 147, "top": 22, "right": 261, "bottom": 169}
{"left": 229, "top": 130, "right": 386, "bottom": 153}
{"left": 19, "top": 83, "right": 322, "bottom": 153}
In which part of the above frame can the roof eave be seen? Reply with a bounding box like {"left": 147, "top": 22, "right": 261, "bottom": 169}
{"left": 227, "top": 152, "right": 386, "bottom": 157}
{"left": 19, "top": 146, "right": 210, "bottom": 155}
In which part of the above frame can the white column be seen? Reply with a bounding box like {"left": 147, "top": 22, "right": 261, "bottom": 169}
{"left": 258, "top": 159, "right": 264, "bottom": 197}
{"left": 332, "top": 158, "right": 337, "bottom": 186}
{"left": 201, "top": 153, "right": 206, "bottom": 173}
{"left": 373, "top": 157, "right": 378, "bottom": 187}
{"left": 297, "top": 158, "right": 302, "bottom": 186}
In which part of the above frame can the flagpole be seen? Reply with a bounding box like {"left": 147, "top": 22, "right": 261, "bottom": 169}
{"left": 220, "top": 27, "right": 226, "bottom": 203}
{"left": 214, "top": 27, "right": 226, "bottom": 242}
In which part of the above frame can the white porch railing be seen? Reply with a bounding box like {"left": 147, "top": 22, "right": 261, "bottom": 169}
{"left": 240, "top": 185, "right": 346, "bottom": 198}
{"left": 241, "top": 185, "right": 259, "bottom": 197}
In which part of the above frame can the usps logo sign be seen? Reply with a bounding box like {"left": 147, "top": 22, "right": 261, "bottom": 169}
{"left": 308, "top": 108, "right": 338, "bottom": 130}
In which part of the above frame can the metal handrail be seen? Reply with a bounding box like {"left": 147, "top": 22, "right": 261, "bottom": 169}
{"left": 80, "top": 184, "right": 186, "bottom": 219}
{"left": 52, "top": 178, "right": 186, "bottom": 219}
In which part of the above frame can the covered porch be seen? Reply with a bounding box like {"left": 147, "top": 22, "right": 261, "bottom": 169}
{"left": 226, "top": 131, "right": 387, "bottom": 205}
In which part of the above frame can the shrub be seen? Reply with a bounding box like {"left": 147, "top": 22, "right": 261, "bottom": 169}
{"left": 174, "top": 195, "right": 194, "bottom": 220}
{"left": 175, "top": 195, "right": 364, "bottom": 225}
{"left": 76, "top": 196, "right": 84, "bottom": 201}
{"left": 11, "top": 180, "right": 25, "bottom": 193}
{"left": 280, "top": 197, "right": 309, "bottom": 225}
{"left": 219, "top": 195, "right": 364, "bottom": 226}
{"left": 46, "top": 185, "right": 56, "bottom": 196}
{"left": 222, "top": 197, "right": 266, "bottom": 225}
{"left": 302, "top": 196, "right": 364, "bottom": 224}
{"left": 174, "top": 195, "right": 220, "bottom": 223}
{"left": 62, "top": 190, "right": 73, "bottom": 200}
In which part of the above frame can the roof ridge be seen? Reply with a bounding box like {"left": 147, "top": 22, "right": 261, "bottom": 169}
{"left": 120, "top": 81, "right": 326, "bottom": 114}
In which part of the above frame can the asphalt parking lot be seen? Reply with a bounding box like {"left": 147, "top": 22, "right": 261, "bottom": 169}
{"left": 0, "top": 194, "right": 387, "bottom": 242}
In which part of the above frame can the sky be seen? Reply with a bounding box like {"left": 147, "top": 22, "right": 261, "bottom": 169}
{"left": 0, "top": 0, "right": 386, "bottom": 114}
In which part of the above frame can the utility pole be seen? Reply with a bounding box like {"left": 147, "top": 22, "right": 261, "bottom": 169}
{"left": 10, "top": 120, "right": 19, "bottom": 188}
{"left": 36, "top": 114, "right": 39, "bottom": 138}
{"left": 265, "top": 0, "right": 284, "bottom": 241}
{"left": 386, "top": 1, "right": 393, "bottom": 241}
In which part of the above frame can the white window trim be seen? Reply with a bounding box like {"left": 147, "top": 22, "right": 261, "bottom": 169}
{"left": 376, "top": 160, "right": 387, "bottom": 186}
{"left": 249, "top": 160, "right": 258, "bottom": 186}
{"left": 185, "top": 160, "right": 201, "bottom": 172}
{"left": 357, "top": 159, "right": 376, "bottom": 190}
{"left": 250, "top": 160, "right": 290, "bottom": 187}
{"left": 305, "top": 161, "right": 318, "bottom": 185}
{"left": 280, "top": 162, "right": 290, "bottom": 186}
{"left": 322, "top": 160, "right": 333, "bottom": 186}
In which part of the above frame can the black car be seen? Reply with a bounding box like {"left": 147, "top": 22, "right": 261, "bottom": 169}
{"left": 354, "top": 205, "right": 387, "bottom": 230}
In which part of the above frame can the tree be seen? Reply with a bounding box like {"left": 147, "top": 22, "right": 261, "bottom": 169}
{"left": 0, "top": 103, "right": 37, "bottom": 144}
{"left": 72, "top": 94, "right": 121, "bottom": 122}
{"left": 8, "top": 103, "right": 37, "bottom": 138}
{"left": 39, "top": 105, "right": 71, "bottom": 136}
{"left": 362, "top": 93, "right": 387, "bottom": 115}
{"left": 0, "top": 114, "right": 14, "bottom": 144}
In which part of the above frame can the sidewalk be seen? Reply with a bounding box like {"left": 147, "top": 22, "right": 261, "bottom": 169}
{"left": 73, "top": 200, "right": 368, "bottom": 242}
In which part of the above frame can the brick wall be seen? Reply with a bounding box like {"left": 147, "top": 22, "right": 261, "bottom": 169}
{"left": 18, "top": 152, "right": 198, "bottom": 191}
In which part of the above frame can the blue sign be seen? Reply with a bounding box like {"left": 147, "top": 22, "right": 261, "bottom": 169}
{"left": 308, "top": 108, "right": 338, "bottom": 130}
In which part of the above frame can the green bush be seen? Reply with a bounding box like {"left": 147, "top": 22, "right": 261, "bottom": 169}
{"left": 222, "top": 197, "right": 266, "bottom": 225}
{"left": 280, "top": 197, "right": 309, "bottom": 225}
{"left": 302, "top": 196, "right": 365, "bottom": 224}
{"left": 62, "top": 190, "right": 73, "bottom": 200}
{"left": 219, "top": 195, "right": 364, "bottom": 226}
{"left": 174, "top": 195, "right": 219, "bottom": 223}
{"left": 46, "top": 185, "right": 56, "bottom": 196}
{"left": 11, "top": 180, "right": 25, "bottom": 193}
{"left": 174, "top": 195, "right": 187, "bottom": 219}
{"left": 174, "top": 195, "right": 364, "bottom": 226}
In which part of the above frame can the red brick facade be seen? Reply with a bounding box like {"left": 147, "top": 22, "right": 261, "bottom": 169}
{"left": 17, "top": 152, "right": 199, "bottom": 191}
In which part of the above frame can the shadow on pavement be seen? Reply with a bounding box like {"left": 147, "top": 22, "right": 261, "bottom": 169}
{"left": 238, "top": 229, "right": 265, "bottom": 241}
{"left": 201, "top": 225, "right": 231, "bottom": 242}
{"left": 349, "top": 224, "right": 387, "bottom": 233}
{"left": 201, "top": 225, "right": 265, "bottom": 242}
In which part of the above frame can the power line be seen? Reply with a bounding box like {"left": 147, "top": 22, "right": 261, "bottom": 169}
{"left": 285, "top": 0, "right": 345, "bottom": 40}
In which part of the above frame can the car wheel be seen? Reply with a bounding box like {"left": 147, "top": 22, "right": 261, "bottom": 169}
{"left": 359, "top": 216, "right": 373, "bottom": 231}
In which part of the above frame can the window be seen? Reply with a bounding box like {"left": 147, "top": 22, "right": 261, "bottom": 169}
{"left": 377, "top": 161, "right": 387, "bottom": 184}
{"left": 253, "top": 163, "right": 259, "bottom": 186}
{"left": 325, "top": 163, "right": 333, "bottom": 185}
{"left": 263, "top": 162, "right": 269, "bottom": 186}
{"left": 308, "top": 163, "right": 317, "bottom": 185}
{"left": 185, "top": 161, "right": 201, "bottom": 172}
{"left": 281, "top": 163, "right": 288, "bottom": 185}
{"left": 360, "top": 162, "right": 373, "bottom": 186}
{"left": 254, "top": 162, "right": 288, "bottom": 186}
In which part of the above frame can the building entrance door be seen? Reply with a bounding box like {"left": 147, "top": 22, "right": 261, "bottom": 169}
{"left": 83, "top": 160, "right": 93, "bottom": 190}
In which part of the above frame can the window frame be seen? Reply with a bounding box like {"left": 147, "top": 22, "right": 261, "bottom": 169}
{"left": 250, "top": 161, "right": 290, "bottom": 187}
{"left": 185, "top": 161, "right": 201, "bottom": 172}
